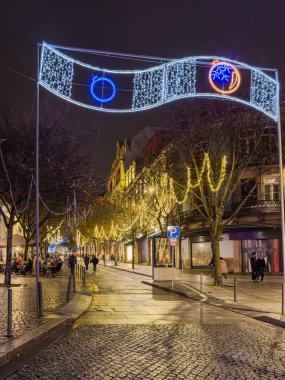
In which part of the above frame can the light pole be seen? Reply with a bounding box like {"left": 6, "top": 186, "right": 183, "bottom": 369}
{"left": 275, "top": 70, "right": 285, "bottom": 314}
{"left": 35, "top": 43, "right": 43, "bottom": 317}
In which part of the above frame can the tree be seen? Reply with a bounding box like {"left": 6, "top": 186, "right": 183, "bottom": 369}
{"left": 168, "top": 101, "right": 277, "bottom": 285}
{"left": 0, "top": 106, "right": 100, "bottom": 284}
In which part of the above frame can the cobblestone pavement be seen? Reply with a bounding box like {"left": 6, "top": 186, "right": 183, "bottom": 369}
{"left": 0, "top": 265, "right": 79, "bottom": 344}
{"left": 7, "top": 266, "right": 285, "bottom": 379}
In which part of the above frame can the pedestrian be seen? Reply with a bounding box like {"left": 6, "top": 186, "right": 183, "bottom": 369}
{"left": 250, "top": 251, "right": 257, "bottom": 282}
{"left": 84, "top": 254, "right": 90, "bottom": 271}
{"left": 220, "top": 257, "right": 228, "bottom": 280}
{"left": 68, "top": 252, "right": 77, "bottom": 275}
{"left": 90, "top": 255, "right": 99, "bottom": 272}
{"left": 256, "top": 254, "right": 266, "bottom": 281}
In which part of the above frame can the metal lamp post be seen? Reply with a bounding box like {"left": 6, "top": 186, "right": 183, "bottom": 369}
{"left": 275, "top": 70, "right": 285, "bottom": 314}
{"left": 35, "top": 43, "right": 42, "bottom": 317}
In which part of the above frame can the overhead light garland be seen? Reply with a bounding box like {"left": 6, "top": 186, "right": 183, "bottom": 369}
{"left": 39, "top": 43, "right": 278, "bottom": 120}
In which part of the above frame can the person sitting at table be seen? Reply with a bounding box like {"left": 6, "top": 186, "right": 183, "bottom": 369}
{"left": 12, "top": 258, "right": 19, "bottom": 273}
{"left": 17, "top": 256, "right": 23, "bottom": 265}
{"left": 50, "top": 258, "right": 63, "bottom": 277}
{"left": 23, "top": 258, "right": 33, "bottom": 275}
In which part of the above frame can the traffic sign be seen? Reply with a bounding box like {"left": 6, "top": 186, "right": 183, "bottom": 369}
{"left": 169, "top": 238, "right": 177, "bottom": 246}
{"left": 167, "top": 226, "right": 180, "bottom": 238}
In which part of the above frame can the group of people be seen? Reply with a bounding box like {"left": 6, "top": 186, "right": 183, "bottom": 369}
{"left": 11, "top": 256, "right": 33, "bottom": 275}
{"left": 250, "top": 252, "right": 266, "bottom": 282}
{"left": 42, "top": 255, "right": 63, "bottom": 277}
{"left": 10, "top": 253, "right": 64, "bottom": 277}
{"left": 83, "top": 254, "right": 99, "bottom": 272}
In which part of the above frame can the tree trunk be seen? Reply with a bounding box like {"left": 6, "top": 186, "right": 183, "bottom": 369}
{"left": 132, "top": 233, "right": 135, "bottom": 270}
{"left": 114, "top": 242, "right": 118, "bottom": 266}
{"left": 211, "top": 236, "right": 222, "bottom": 286}
{"left": 24, "top": 240, "right": 29, "bottom": 261}
{"left": 4, "top": 209, "right": 15, "bottom": 285}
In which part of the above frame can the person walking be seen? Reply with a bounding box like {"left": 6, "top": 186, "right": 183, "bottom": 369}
{"left": 250, "top": 252, "right": 257, "bottom": 282}
{"left": 220, "top": 257, "right": 228, "bottom": 280}
{"left": 90, "top": 255, "right": 99, "bottom": 272}
{"left": 68, "top": 252, "right": 77, "bottom": 275}
{"left": 256, "top": 254, "right": 266, "bottom": 281}
{"left": 84, "top": 254, "right": 90, "bottom": 271}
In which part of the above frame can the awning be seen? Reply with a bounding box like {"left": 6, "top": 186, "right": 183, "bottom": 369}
{"left": 0, "top": 234, "right": 35, "bottom": 248}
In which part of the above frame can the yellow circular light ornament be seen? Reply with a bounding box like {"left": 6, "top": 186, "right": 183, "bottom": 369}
{"left": 209, "top": 61, "right": 241, "bottom": 95}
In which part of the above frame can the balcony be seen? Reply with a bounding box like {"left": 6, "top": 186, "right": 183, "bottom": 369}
{"left": 233, "top": 199, "right": 281, "bottom": 215}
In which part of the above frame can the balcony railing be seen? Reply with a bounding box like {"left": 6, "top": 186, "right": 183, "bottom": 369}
{"left": 231, "top": 199, "right": 281, "bottom": 214}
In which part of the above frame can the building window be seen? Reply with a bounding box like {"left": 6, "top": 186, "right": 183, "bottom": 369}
{"left": 264, "top": 184, "right": 279, "bottom": 200}
{"left": 241, "top": 178, "right": 257, "bottom": 205}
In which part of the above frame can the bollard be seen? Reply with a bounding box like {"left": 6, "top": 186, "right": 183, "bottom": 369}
{"left": 282, "top": 284, "right": 285, "bottom": 315}
{"left": 83, "top": 267, "right": 86, "bottom": 287}
{"left": 7, "top": 288, "right": 12, "bottom": 337}
{"left": 66, "top": 274, "right": 72, "bottom": 303}
{"left": 234, "top": 276, "right": 237, "bottom": 302}
{"left": 38, "top": 282, "right": 43, "bottom": 317}
{"left": 73, "top": 271, "right": 76, "bottom": 292}
{"left": 200, "top": 273, "right": 203, "bottom": 293}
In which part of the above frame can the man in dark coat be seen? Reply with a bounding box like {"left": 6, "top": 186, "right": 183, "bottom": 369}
{"left": 68, "top": 252, "right": 77, "bottom": 274}
{"left": 250, "top": 252, "right": 257, "bottom": 281}
{"left": 256, "top": 254, "right": 266, "bottom": 281}
{"left": 84, "top": 254, "right": 90, "bottom": 271}
{"left": 90, "top": 255, "right": 99, "bottom": 272}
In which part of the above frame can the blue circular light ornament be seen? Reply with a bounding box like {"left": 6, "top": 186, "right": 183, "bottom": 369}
{"left": 89, "top": 76, "right": 117, "bottom": 103}
{"left": 209, "top": 61, "right": 241, "bottom": 94}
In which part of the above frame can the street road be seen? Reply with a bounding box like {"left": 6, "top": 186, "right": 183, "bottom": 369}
{"left": 7, "top": 265, "right": 285, "bottom": 379}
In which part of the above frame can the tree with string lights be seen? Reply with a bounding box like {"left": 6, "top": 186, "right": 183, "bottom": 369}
{"left": 168, "top": 101, "right": 279, "bottom": 285}
{"left": 0, "top": 107, "right": 99, "bottom": 284}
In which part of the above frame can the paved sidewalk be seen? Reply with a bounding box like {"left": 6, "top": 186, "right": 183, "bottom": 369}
{"left": 104, "top": 262, "right": 285, "bottom": 326}
{"left": 0, "top": 263, "right": 92, "bottom": 379}
{"left": 0, "top": 264, "right": 83, "bottom": 344}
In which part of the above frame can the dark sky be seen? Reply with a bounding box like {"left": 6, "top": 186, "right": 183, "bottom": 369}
{"left": 1, "top": 0, "right": 285, "bottom": 179}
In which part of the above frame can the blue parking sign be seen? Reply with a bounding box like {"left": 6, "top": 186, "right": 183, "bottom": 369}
{"left": 167, "top": 226, "right": 180, "bottom": 238}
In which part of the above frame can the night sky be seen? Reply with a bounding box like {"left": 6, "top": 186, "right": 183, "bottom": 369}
{"left": 1, "top": 0, "right": 285, "bottom": 179}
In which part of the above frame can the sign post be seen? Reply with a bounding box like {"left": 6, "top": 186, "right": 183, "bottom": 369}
{"left": 167, "top": 226, "right": 180, "bottom": 288}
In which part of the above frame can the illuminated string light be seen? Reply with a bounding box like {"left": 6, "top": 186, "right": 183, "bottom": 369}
{"left": 209, "top": 61, "right": 241, "bottom": 95}
{"left": 166, "top": 59, "right": 196, "bottom": 100}
{"left": 250, "top": 69, "right": 278, "bottom": 120}
{"left": 40, "top": 44, "right": 73, "bottom": 98}
{"left": 132, "top": 67, "right": 165, "bottom": 109}
{"left": 205, "top": 154, "right": 227, "bottom": 192}
{"left": 169, "top": 153, "right": 227, "bottom": 205}
{"left": 39, "top": 43, "right": 278, "bottom": 120}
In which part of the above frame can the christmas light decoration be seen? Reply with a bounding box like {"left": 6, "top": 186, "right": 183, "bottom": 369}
{"left": 132, "top": 67, "right": 165, "bottom": 109}
{"left": 169, "top": 153, "right": 227, "bottom": 205}
{"left": 39, "top": 43, "right": 278, "bottom": 120}
{"left": 250, "top": 69, "right": 278, "bottom": 121}
{"left": 89, "top": 76, "right": 117, "bottom": 103}
{"left": 209, "top": 61, "right": 241, "bottom": 94}
{"left": 40, "top": 44, "right": 73, "bottom": 98}
{"left": 166, "top": 59, "right": 196, "bottom": 100}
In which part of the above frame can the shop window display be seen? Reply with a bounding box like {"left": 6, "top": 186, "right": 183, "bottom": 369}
{"left": 154, "top": 238, "right": 173, "bottom": 267}
{"left": 191, "top": 242, "right": 212, "bottom": 268}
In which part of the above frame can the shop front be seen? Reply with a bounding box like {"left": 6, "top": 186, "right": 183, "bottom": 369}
{"left": 189, "top": 230, "right": 282, "bottom": 274}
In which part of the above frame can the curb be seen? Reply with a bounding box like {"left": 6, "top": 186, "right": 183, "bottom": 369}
{"left": 0, "top": 286, "right": 92, "bottom": 380}
{"left": 142, "top": 280, "right": 285, "bottom": 330}
{"left": 102, "top": 264, "right": 152, "bottom": 278}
